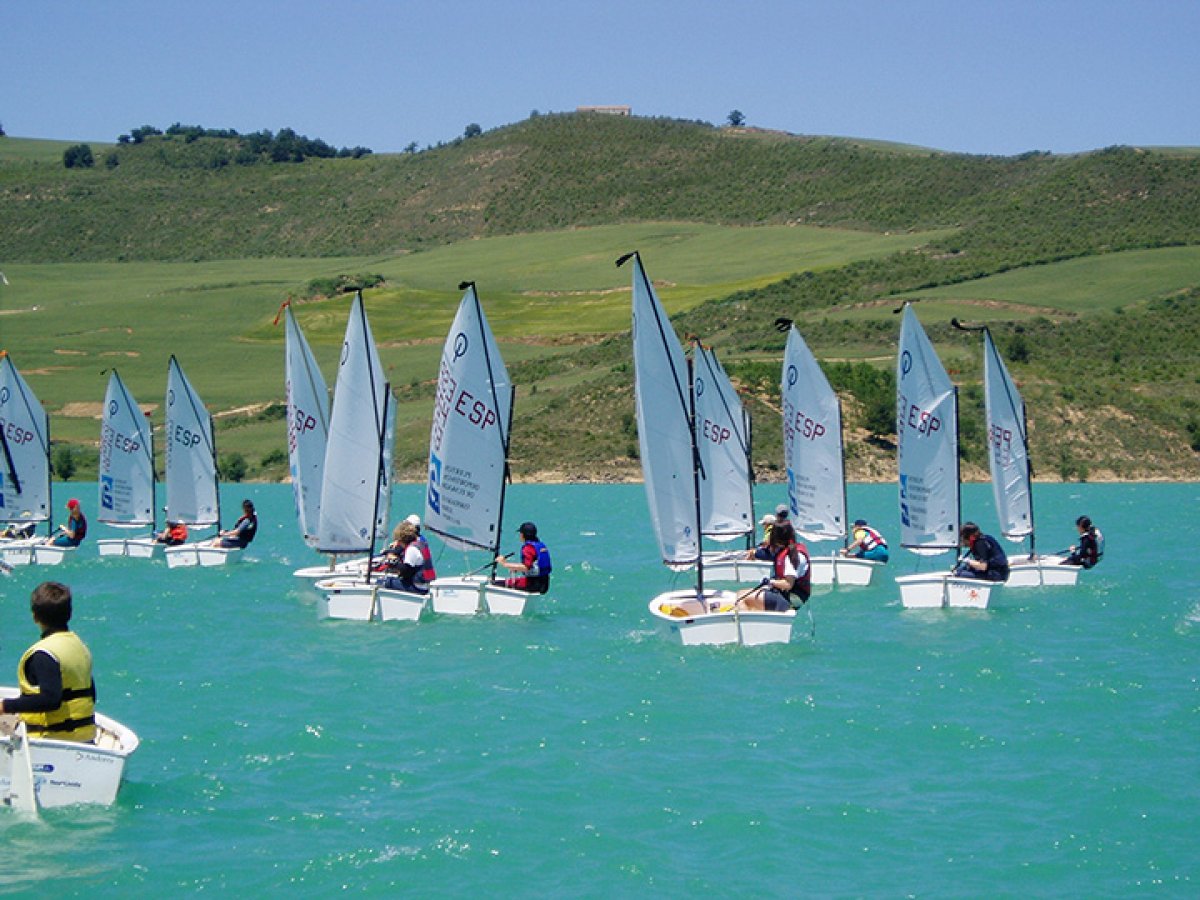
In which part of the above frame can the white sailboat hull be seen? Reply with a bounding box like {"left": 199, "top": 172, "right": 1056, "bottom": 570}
{"left": 896, "top": 573, "right": 998, "bottom": 609}
{"left": 1006, "top": 557, "right": 1080, "bottom": 588}
{"left": 293, "top": 556, "right": 369, "bottom": 580}
{"left": 808, "top": 555, "right": 882, "bottom": 586}
{"left": 0, "top": 694, "right": 138, "bottom": 809}
{"left": 31, "top": 544, "right": 73, "bottom": 566}
{"left": 0, "top": 539, "right": 38, "bottom": 567}
{"left": 165, "top": 542, "right": 241, "bottom": 568}
{"left": 97, "top": 537, "right": 160, "bottom": 559}
{"left": 647, "top": 589, "right": 795, "bottom": 646}
{"left": 428, "top": 576, "right": 541, "bottom": 616}
{"left": 315, "top": 577, "right": 427, "bottom": 622}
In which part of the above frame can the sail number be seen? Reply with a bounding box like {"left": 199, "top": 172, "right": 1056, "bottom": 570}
{"left": 783, "top": 399, "right": 826, "bottom": 441}
{"left": 1, "top": 417, "right": 36, "bottom": 445}
{"left": 699, "top": 417, "right": 731, "bottom": 445}
{"left": 898, "top": 394, "right": 942, "bottom": 437}
{"left": 171, "top": 424, "right": 204, "bottom": 448}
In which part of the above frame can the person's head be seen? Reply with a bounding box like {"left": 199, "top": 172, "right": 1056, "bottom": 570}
{"left": 1075, "top": 515, "right": 1092, "bottom": 534}
{"left": 405, "top": 513, "right": 421, "bottom": 531}
{"left": 395, "top": 521, "right": 418, "bottom": 545}
{"left": 31, "top": 581, "right": 73, "bottom": 631}
{"left": 760, "top": 513, "right": 776, "bottom": 530}
{"left": 854, "top": 519, "right": 868, "bottom": 529}
{"left": 774, "top": 504, "right": 790, "bottom": 520}
{"left": 518, "top": 521, "right": 538, "bottom": 541}
{"left": 959, "top": 522, "right": 981, "bottom": 547}
{"left": 66, "top": 498, "right": 81, "bottom": 517}
{"left": 242, "top": 499, "right": 255, "bottom": 515}
{"left": 769, "top": 519, "right": 796, "bottom": 549}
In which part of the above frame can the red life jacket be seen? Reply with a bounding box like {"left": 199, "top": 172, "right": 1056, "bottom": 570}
{"left": 775, "top": 542, "right": 811, "bottom": 602}
{"left": 416, "top": 536, "right": 437, "bottom": 582}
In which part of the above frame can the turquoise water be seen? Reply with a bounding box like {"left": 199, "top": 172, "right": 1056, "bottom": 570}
{"left": 1, "top": 482, "right": 1196, "bottom": 896}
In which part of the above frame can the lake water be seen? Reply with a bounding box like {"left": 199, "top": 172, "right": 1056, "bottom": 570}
{"left": 0, "top": 482, "right": 1196, "bottom": 896}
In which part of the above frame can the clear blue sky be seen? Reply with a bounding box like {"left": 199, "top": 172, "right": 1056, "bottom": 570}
{"left": 3, "top": 0, "right": 1196, "bottom": 156}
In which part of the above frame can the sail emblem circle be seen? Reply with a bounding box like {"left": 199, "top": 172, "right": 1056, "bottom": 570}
{"left": 695, "top": 376, "right": 705, "bottom": 397}
{"left": 0, "top": 386, "right": 8, "bottom": 404}
{"left": 453, "top": 333, "right": 469, "bottom": 360}
{"left": 786, "top": 364, "right": 798, "bottom": 388}
{"left": 108, "top": 399, "right": 119, "bottom": 416}
{"left": 901, "top": 350, "right": 913, "bottom": 377}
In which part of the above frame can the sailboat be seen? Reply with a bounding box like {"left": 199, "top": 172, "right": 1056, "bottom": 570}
{"left": 782, "top": 325, "right": 880, "bottom": 586}
{"left": 625, "top": 252, "right": 795, "bottom": 646}
{"left": 893, "top": 304, "right": 998, "bottom": 609}
{"left": 96, "top": 370, "right": 159, "bottom": 558}
{"left": 0, "top": 686, "right": 139, "bottom": 809}
{"left": 423, "top": 282, "right": 534, "bottom": 616}
{"left": 162, "top": 356, "right": 234, "bottom": 568}
{"left": 279, "top": 303, "right": 361, "bottom": 581}
{"left": 688, "top": 341, "right": 772, "bottom": 585}
{"left": 0, "top": 352, "right": 69, "bottom": 567}
{"left": 313, "top": 293, "right": 416, "bottom": 622}
{"left": 981, "top": 328, "right": 1078, "bottom": 587}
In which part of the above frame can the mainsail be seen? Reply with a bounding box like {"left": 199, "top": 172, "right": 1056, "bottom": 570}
{"left": 165, "top": 356, "right": 220, "bottom": 528}
{"left": 0, "top": 353, "right": 51, "bottom": 527}
{"left": 693, "top": 342, "right": 753, "bottom": 541}
{"left": 316, "top": 292, "right": 393, "bottom": 555}
{"left": 425, "top": 284, "right": 513, "bottom": 553}
{"left": 983, "top": 329, "right": 1034, "bottom": 544}
{"left": 628, "top": 253, "right": 699, "bottom": 567}
{"left": 896, "top": 305, "right": 959, "bottom": 552}
{"left": 284, "top": 304, "right": 330, "bottom": 547}
{"left": 98, "top": 370, "right": 155, "bottom": 528}
{"left": 782, "top": 325, "right": 846, "bottom": 543}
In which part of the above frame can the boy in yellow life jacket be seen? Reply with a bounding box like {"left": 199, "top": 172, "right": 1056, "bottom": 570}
{"left": 0, "top": 581, "right": 96, "bottom": 743}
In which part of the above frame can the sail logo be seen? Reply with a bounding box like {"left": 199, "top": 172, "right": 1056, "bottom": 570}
{"left": 897, "top": 393, "right": 941, "bottom": 438}
{"left": 430, "top": 360, "right": 458, "bottom": 452}
{"left": 101, "top": 475, "right": 114, "bottom": 511}
{"left": 427, "top": 453, "right": 442, "bottom": 514}
{"left": 452, "top": 390, "right": 497, "bottom": 431}
{"left": 900, "top": 474, "right": 911, "bottom": 526}
{"left": 900, "top": 350, "right": 913, "bottom": 378}
{"left": 699, "top": 416, "right": 730, "bottom": 445}
{"left": 453, "top": 332, "right": 469, "bottom": 360}
{"left": 783, "top": 398, "right": 826, "bottom": 442}
{"left": 1, "top": 417, "right": 36, "bottom": 445}
{"left": 171, "top": 424, "right": 203, "bottom": 448}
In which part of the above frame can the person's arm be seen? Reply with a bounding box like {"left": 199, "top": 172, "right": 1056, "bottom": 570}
{"left": 0, "top": 651, "right": 63, "bottom": 714}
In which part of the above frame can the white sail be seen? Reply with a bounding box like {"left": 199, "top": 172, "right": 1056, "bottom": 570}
{"left": 98, "top": 370, "right": 155, "bottom": 527}
{"left": 630, "top": 254, "right": 699, "bottom": 566}
{"left": 896, "top": 305, "right": 959, "bottom": 552}
{"left": 983, "top": 329, "right": 1033, "bottom": 543}
{"left": 693, "top": 343, "right": 753, "bottom": 541}
{"left": 425, "top": 285, "right": 512, "bottom": 552}
{"left": 284, "top": 305, "right": 330, "bottom": 547}
{"left": 316, "top": 293, "right": 393, "bottom": 555}
{"left": 0, "top": 354, "right": 51, "bottom": 526}
{"left": 782, "top": 326, "right": 846, "bottom": 542}
{"left": 165, "top": 356, "right": 220, "bottom": 528}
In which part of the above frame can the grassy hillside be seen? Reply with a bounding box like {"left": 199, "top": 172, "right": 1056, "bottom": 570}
{"left": 0, "top": 114, "right": 1197, "bottom": 484}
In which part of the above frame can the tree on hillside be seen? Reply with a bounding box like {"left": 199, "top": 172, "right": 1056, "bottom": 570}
{"left": 63, "top": 144, "right": 94, "bottom": 169}
{"left": 726, "top": 109, "right": 745, "bottom": 127}
{"left": 0, "top": 121, "right": 6, "bottom": 137}
{"left": 463, "top": 123, "right": 482, "bottom": 139}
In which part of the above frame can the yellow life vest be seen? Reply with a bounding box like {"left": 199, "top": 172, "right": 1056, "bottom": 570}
{"left": 17, "top": 630, "right": 96, "bottom": 742}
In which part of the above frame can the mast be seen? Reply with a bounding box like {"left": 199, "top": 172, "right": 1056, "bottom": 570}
{"left": 687, "top": 352, "right": 705, "bottom": 597}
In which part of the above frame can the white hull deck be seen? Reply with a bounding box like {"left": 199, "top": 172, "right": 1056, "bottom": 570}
{"left": 165, "top": 542, "right": 241, "bottom": 568}
{"left": 647, "top": 589, "right": 796, "bottom": 646}
{"left": 97, "top": 536, "right": 160, "bottom": 559}
{"left": 895, "top": 572, "right": 999, "bottom": 609}
{"left": 315, "top": 576, "right": 428, "bottom": 622}
{"left": 0, "top": 690, "right": 139, "bottom": 809}
{"left": 695, "top": 552, "right": 772, "bottom": 586}
{"left": 1005, "top": 556, "right": 1080, "bottom": 588}
{"left": 429, "top": 575, "right": 541, "bottom": 617}
{"left": 293, "top": 556, "right": 370, "bottom": 580}
{"left": 808, "top": 554, "right": 882, "bottom": 587}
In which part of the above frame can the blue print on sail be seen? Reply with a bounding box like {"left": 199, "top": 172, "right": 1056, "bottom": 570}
{"left": 428, "top": 453, "right": 442, "bottom": 515}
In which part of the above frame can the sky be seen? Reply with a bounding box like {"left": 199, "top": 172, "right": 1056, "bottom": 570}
{"left": 2, "top": 0, "right": 1197, "bottom": 157}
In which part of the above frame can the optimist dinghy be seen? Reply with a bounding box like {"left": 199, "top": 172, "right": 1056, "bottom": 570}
{"left": 1, "top": 688, "right": 139, "bottom": 810}
{"left": 894, "top": 305, "right": 999, "bottom": 609}
{"left": 621, "top": 252, "right": 794, "bottom": 646}
{"left": 96, "top": 370, "right": 160, "bottom": 559}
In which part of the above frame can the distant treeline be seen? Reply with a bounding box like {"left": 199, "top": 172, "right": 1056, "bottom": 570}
{"left": 120, "top": 123, "right": 372, "bottom": 161}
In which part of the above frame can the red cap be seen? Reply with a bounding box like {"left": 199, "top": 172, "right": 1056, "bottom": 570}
{"left": 67, "top": 498, "right": 80, "bottom": 509}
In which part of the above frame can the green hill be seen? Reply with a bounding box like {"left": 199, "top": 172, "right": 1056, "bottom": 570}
{"left": 0, "top": 114, "right": 1198, "bottom": 484}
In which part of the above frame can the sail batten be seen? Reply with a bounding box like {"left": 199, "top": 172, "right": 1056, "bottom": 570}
{"left": 98, "top": 370, "right": 155, "bottom": 527}
{"left": 896, "top": 306, "right": 959, "bottom": 552}
{"left": 424, "top": 285, "right": 513, "bottom": 553}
